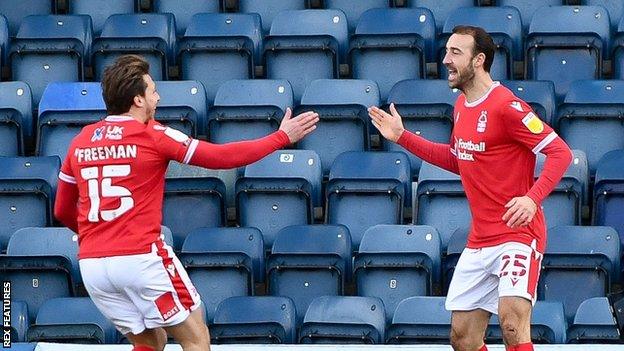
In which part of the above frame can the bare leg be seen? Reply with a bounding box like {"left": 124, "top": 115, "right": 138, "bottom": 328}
{"left": 450, "top": 309, "right": 492, "bottom": 351}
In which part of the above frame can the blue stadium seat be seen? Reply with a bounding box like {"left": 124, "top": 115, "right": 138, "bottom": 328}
{"left": 1, "top": 227, "right": 79, "bottom": 321}
{"left": 386, "top": 296, "right": 450, "bottom": 344}
{"left": 160, "top": 225, "right": 174, "bottom": 248}
{"left": 326, "top": 151, "right": 411, "bottom": 251}
{"left": 355, "top": 224, "right": 442, "bottom": 322}
{"left": 153, "top": 0, "right": 220, "bottom": 36}
{"left": 567, "top": 297, "right": 619, "bottom": 343}
{"left": 539, "top": 225, "right": 620, "bottom": 323}
{"left": 236, "top": 150, "right": 322, "bottom": 250}
{"left": 402, "top": 0, "right": 475, "bottom": 34}
{"left": 581, "top": 0, "right": 623, "bottom": 33}
{"left": 179, "top": 227, "right": 264, "bottom": 322}
{"left": 264, "top": 9, "right": 348, "bottom": 103}
{"left": 556, "top": 80, "right": 624, "bottom": 175}
{"left": 535, "top": 150, "right": 588, "bottom": 227}
{"left": 37, "top": 82, "right": 105, "bottom": 159}
{"left": 27, "top": 297, "right": 117, "bottom": 344}
{"left": 526, "top": 6, "right": 610, "bottom": 100}
{"left": 207, "top": 79, "right": 292, "bottom": 144}
{"left": 0, "top": 82, "right": 32, "bottom": 156}
{"left": 486, "top": 301, "right": 567, "bottom": 344}
{"left": 324, "top": 0, "right": 390, "bottom": 33}
{"left": 500, "top": 80, "right": 557, "bottom": 125}
{"left": 0, "top": 15, "right": 9, "bottom": 67}
{"left": 594, "top": 150, "right": 624, "bottom": 252}
{"left": 211, "top": 296, "right": 297, "bottom": 344}
{"left": 10, "top": 15, "right": 92, "bottom": 106}
{"left": 163, "top": 162, "right": 226, "bottom": 250}
{"left": 296, "top": 79, "right": 379, "bottom": 174}
{"left": 497, "top": 0, "right": 562, "bottom": 34}
{"left": 93, "top": 13, "right": 176, "bottom": 81}
{"left": 3, "top": 343, "right": 35, "bottom": 351}
{"left": 443, "top": 227, "right": 469, "bottom": 293}
{"left": 0, "top": 0, "right": 52, "bottom": 37}
{"left": 238, "top": 0, "right": 307, "bottom": 34}
{"left": 9, "top": 301, "right": 29, "bottom": 342}
{"left": 0, "top": 156, "right": 60, "bottom": 251}
{"left": 385, "top": 80, "right": 460, "bottom": 176}
{"left": 154, "top": 80, "right": 206, "bottom": 137}
{"left": 68, "top": 0, "right": 135, "bottom": 35}
{"left": 416, "top": 162, "right": 470, "bottom": 251}
{"left": 439, "top": 6, "right": 522, "bottom": 80}
{"left": 299, "top": 296, "right": 386, "bottom": 344}
{"left": 267, "top": 224, "right": 351, "bottom": 324}
{"left": 178, "top": 13, "right": 262, "bottom": 104}
{"left": 615, "top": 16, "right": 624, "bottom": 79}
{"left": 350, "top": 8, "right": 435, "bottom": 101}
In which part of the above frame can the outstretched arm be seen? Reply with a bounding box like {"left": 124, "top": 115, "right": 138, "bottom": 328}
{"left": 54, "top": 179, "right": 79, "bottom": 233}
{"left": 188, "top": 108, "right": 319, "bottom": 169}
{"left": 369, "top": 103, "right": 459, "bottom": 174}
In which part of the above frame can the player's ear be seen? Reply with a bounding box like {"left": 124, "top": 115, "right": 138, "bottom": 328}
{"left": 133, "top": 94, "right": 144, "bottom": 108}
{"left": 473, "top": 52, "right": 485, "bottom": 68}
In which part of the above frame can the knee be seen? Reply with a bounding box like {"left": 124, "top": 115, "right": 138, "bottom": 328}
{"left": 500, "top": 315, "right": 522, "bottom": 343}
{"left": 451, "top": 327, "right": 482, "bottom": 351}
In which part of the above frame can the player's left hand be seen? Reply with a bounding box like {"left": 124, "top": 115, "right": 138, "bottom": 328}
{"left": 502, "top": 196, "right": 537, "bottom": 228}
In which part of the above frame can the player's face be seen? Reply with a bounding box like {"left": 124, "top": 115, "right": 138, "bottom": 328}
{"left": 443, "top": 34, "right": 477, "bottom": 91}
{"left": 142, "top": 74, "right": 160, "bottom": 120}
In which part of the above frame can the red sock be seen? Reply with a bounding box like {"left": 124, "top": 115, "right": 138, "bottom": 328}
{"left": 514, "top": 342, "right": 534, "bottom": 351}
{"left": 479, "top": 345, "right": 488, "bottom": 351}
{"left": 133, "top": 346, "right": 155, "bottom": 351}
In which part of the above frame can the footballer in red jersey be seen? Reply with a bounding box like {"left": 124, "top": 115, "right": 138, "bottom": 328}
{"left": 369, "top": 27, "right": 572, "bottom": 351}
{"left": 54, "top": 55, "right": 319, "bottom": 351}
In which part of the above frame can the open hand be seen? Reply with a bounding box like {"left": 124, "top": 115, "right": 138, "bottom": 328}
{"left": 279, "top": 108, "right": 319, "bottom": 143}
{"left": 368, "top": 103, "right": 405, "bottom": 143}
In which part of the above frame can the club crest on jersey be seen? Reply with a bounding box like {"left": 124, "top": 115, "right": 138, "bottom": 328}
{"left": 522, "top": 112, "right": 544, "bottom": 134}
{"left": 477, "top": 110, "right": 488, "bottom": 133}
{"left": 91, "top": 126, "right": 105, "bottom": 142}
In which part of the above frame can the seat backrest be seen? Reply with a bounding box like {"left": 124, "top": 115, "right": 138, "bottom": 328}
{"left": 528, "top": 5, "right": 610, "bottom": 55}
{"left": 500, "top": 80, "right": 556, "bottom": 125}
{"left": 302, "top": 295, "right": 386, "bottom": 343}
{"left": 532, "top": 300, "right": 567, "bottom": 344}
{"left": 0, "top": 14, "right": 8, "bottom": 65}
{"left": 269, "top": 9, "right": 349, "bottom": 61}
{"left": 99, "top": 13, "right": 176, "bottom": 61}
{"left": 213, "top": 79, "right": 293, "bottom": 112}
{"left": 391, "top": 296, "right": 450, "bottom": 324}
{"left": 153, "top": 80, "right": 206, "bottom": 137}
{"left": 0, "top": 81, "right": 32, "bottom": 154}
{"left": 10, "top": 301, "right": 29, "bottom": 342}
{"left": 0, "top": 0, "right": 52, "bottom": 36}
{"left": 388, "top": 79, "right": 460, "bottom": 109}
{"left": 38, "top": 82, "right": 106, "bottom": 121}
{"left": 213, "top": 296, "right": 297, "bottom": 343}
{"left": 272, "top": 224, "right": 351, "bottom": 260}
{"left": 181, "top": 227, "right": 264, "bottom": 283}
{"left": 69, "top": 0, "right": 135, "bottom": 35}
{"left": 595, "top": 149, "right": 624, "bottom": 187}
{"left": 7, "top": 227, "right": 80, "bottom": 286}
{"left": 243, "top": 149, "right": 322, "bottom": 206}
{"left": 359, "top": 224, "right": 441, "bottom": 282}
{"left": 183, "top": 13, "right": 263, "bottom": 63}
{"left": 153, "top": 0, "right": 219, "bottom": 36}
{"left": 238, "top": 0, "right": 307, "bottom": 34}
{"left": 324, "top": 0, "right": 389, "bottom": 33}
{"left": 354, "top": 7, "right": 436, "bottom": 61}
{"left": 582, "top": 0, "right": 623, "bottom": 33}
{"left": 0, "top": 156, "right": 60, "bottom": 198}
{"left": 15, "top": 14, "right": 92, "bottom": 57}
{"left": 34, "top": 297, "right": 117, "bottom": 343}
{"left": 405, "top": 0, "right": 475, "bottom": 34}
{"left": 442, "top": 6, "right": 522, "bottom": 61}
{"left": 300, "top": 79, "right": 379, "bottom": 109}
{"left": 417, "top": 161, "right": 462, "bottom": 188}
{"left": 568, "top": 296, "right": 619, "bottom": 343}
{"left": 498, "top": 0, "right": 561, "bottom": 33}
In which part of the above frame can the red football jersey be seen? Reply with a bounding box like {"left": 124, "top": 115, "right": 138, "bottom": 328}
{"left": 451, "top": 82, "right": 558, "bottom": 253}
{"left": 59, "top": 115, "right": 289, "bottom": 259}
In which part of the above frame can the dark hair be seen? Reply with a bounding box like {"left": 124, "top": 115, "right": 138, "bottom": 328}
{"left": 101, "top": 55, "right": 150, "bottom": 115}
{"left": 452, "top": 25, "right": 495, "bottom": 73}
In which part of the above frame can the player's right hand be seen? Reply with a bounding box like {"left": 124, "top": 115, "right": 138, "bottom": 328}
{"left": 368, "top": 103, "right": 405, "bottom": 143}
{"left": 279, "top": 108, "right": 319, "bottom": 143}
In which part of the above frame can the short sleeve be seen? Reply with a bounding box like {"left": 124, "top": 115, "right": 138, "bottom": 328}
{"left": 149, "top": 122, "right": 199, "bottom": 163}
{"left": 503, "top": 99, "right": 558, "bottom": 154}
{"left": 59, "top": 144, "right": 77, "bottom": 184}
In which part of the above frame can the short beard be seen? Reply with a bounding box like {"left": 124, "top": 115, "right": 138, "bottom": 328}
{"left": 449, "top": 63, "right": 476, "bottom": 92}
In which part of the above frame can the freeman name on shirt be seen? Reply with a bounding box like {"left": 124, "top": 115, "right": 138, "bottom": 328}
{"left": 74, "top": 144, "right": 138, "bottom": 163}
